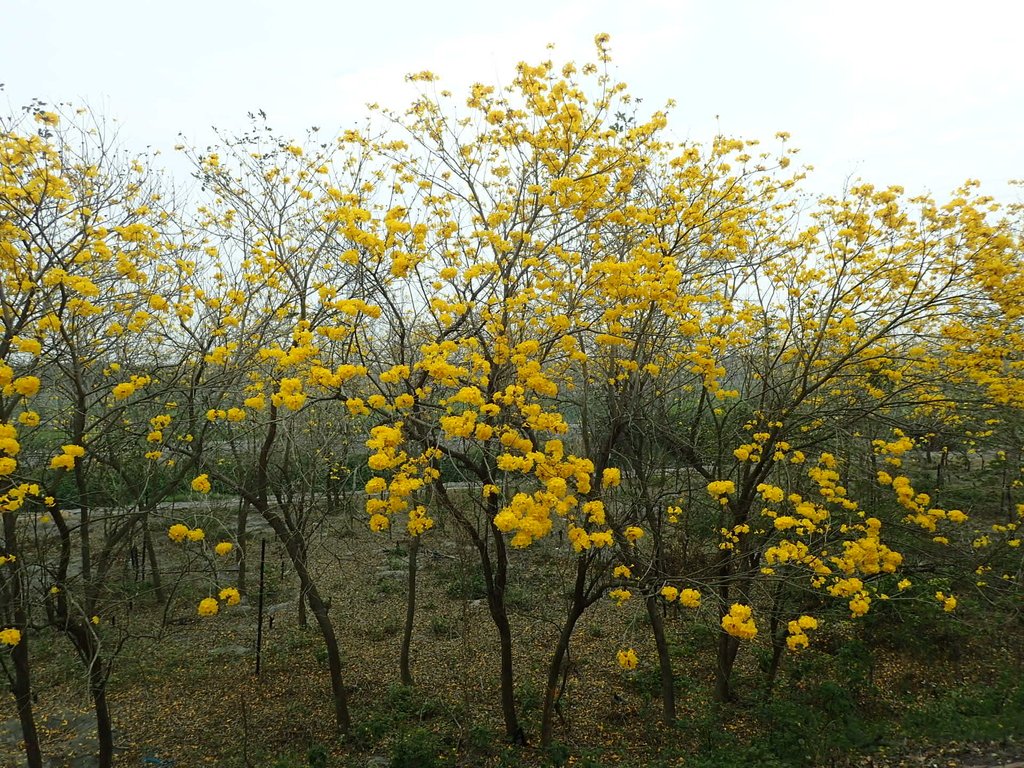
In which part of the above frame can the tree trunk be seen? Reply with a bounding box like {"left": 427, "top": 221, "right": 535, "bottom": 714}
{"left": 646, "top": 594, "right": 676, "bottom": 722}
{"left": 262, "top": 510, "right": 350, "bottom": 732}
{"left": 540, "top": 554, "right": 593, "bottom": 748}
{"left": 304, "top": 585, "right": 348, "bottom": 731}
{"left": 764, "top": 634, "right": 786, "bottom": 697}
{"left": 714, "top": 631, "right": 740, "bottom": 702}
{"left": 298, "top": 586, "right": 308, "bottom": 628}
{"left": 235, "top": 498, "right": 249, "bottom": 595}
{"left": 297, "top": 536, "right": 308, "bottom": 629}
{"left": 2, "top": 513, "right": 42, "bottom": 768}
{"left": 491, "top": 598, "right": 522, "bottom": 743}
{"left": 540, "top": 609, "right": 579, "bottom": 748}
{"left": 142, "top": 522, "right": 165, "bottom": 604}
{"left": 483, "top": 529, "right": 523, "bottom": 743}
{"left": 91, "top": 668, "right": 114, "bottom": 768}
{"left": 400, "top": 535, "right": 419, "bottom": 686}
{"left": 433, "top": 481, "right": 523, "bottom": 743}
{"left": 10, "top": 631, "right": 42, "bottom": 768}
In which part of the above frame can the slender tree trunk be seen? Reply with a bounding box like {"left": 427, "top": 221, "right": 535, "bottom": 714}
{"left": 646, "top": 594, "right": 676, "bottom": 723}
{"left": 262, "top": 510, "right": 350, "bottom": 732}
{"left": 489, "top": 533, "right": 524, "bottom": 744}
{"left": 304, "top": 585, "right": 348, "bottom": 730}
{"left": 57, "top": 586, "right": 115, "bottom": 767}
{"left": 2, "top": 513, "right": 42, "bottom": 768}
{"left": 713, "top": 542, "right": 736, "bottom": 702}
{"left": 298, "top": 586, "right": 308, "bottom": 628}
{"left": 764, "top": 635, "right": 786, "bottom": 697}
{"left": 68, "top": 631, "right": 114, "bottom": 767}
{"left": 10, "top": 637, "right": 42, "bottom": 768}
{"left": 541, "top": 555, "right": 592, "bottom": 747}
{"left": 540, "top": 609, "right": 580, "bottom": 748}
{"left": 142, "top": 521, "right": 165, "bottom": 604}
{"left": 714, "top": 631, "right": 740, "bottom": 702}
{"left": 90, "top": 664, "right": 114, "bottom": 768}
{"left": 235, "top": 498, "right": 249, "bottom": 595}
{"left": 433, "top": 482, "right": 523, "bottom": 743}
{"left": 297, "top": 537, "right": 308, "bottom": 629}
{"left": 491, "top": 599, "right": 522, "bottom": 743}
{"left": 400, "top": 535, "right": 419, "bottom": 686}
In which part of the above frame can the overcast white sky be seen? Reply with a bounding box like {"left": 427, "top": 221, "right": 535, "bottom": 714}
{"left": 3, "top": 0, "right": 1022, "bottom": 201}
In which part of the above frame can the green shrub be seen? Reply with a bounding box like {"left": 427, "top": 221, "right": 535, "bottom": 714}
{"left": 391, "top": 727, "right": 443, "bottom": 768}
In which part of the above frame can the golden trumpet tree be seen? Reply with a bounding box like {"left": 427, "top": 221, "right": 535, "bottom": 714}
{"left": 1, "top": 104, "right": 195, "bottom": 768}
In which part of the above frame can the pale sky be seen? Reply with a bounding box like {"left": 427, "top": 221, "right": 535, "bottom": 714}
{"left": 3, "top": 0, "right": 1022, "bottom": 201}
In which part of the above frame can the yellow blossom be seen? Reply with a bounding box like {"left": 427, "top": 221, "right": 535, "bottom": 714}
{"left": 721, "top": 603, "right": 757, "bottom": 639}
{"left": 616, "top": 648, "right": 638, "bottom": 670}
{"left": 0, "top": 628, "right": 22, "bottom": 646}
{"left": 679, "top": 589, "right": 701, "bottom": 608}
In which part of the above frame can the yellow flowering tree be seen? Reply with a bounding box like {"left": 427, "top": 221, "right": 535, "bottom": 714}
{"left": 173, "top": 118, "right": 407, "bottom": 733}
{"left": 0, "top": 103, "right": 203, "bottom": 768}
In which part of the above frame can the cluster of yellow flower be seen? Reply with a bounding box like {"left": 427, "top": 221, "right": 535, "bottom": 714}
{"left": 0, "top": 628, "right": 22, "bottom": 647}
{"left": 0, "top": 483, "right": 43, "bottom": 513}
{"left": 190, "top": 474, "right": 211, "bottom": 494}
{"left": 167, "top": 524, "right": 205, "bottom": 543}
{"left": 786, "top": 615, "right": 819, "bottom": 651}
{"left": 721, "top": 603, "right": 758, "bottom": 640}
{"left": 706, "top": 480, "right": 735, "bottom": 501}
{"left": 197, "top": 587, "right": 242, "bottom": 617}
{"left": 616, "top": 648, "right": 639, "bottom": 671}
{"left": 0, "top": 423, "right": 21, "bottom": 477}
{"left": 660, "top": 585, "right": 702, "bottom": 608}
{"left": 49, "top": 444, "right": 85, "bottom": 471}
{"left": 110, "top": 374, "right": 151, "bottom": 400}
